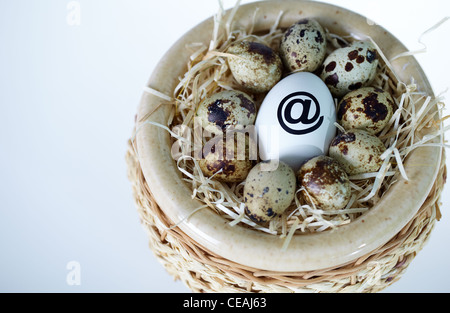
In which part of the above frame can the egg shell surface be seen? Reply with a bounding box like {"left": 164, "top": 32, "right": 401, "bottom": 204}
{"left": 244, "top": 161, "right": 296, "bottom": 223}
{"left": 320, "top": 41, "right": 379, "bottom": 98}
{"left": 337, "top": 87, "right": 395, "bottom": 134}
{"left": 328, "top": 129, "right": 386, "bottom": 175}
{"left": 196, "top": 90, "right": 257, "bottom": 134}
{"left": 280, "top": 18, "right": 327, "bottom": 73}
{"left": 298, "top": 155, "right": 351, "bottom": 211}
{"left": 228, "top": 41, "right": 283, "bottom": 93}
{"left": 255, "top": 72, "right": 336, "bottom": 171}
{"left": 199, "top": 134, "right": 255, "bottom": 183}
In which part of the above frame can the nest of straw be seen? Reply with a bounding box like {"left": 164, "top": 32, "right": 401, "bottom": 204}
{"left": 136, "top": 2, "right": 447, "bottom": 249}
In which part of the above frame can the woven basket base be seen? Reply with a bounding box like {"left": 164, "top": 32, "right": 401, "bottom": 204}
{"left": 126, "top": 139, "right": 445, "bottom": 293}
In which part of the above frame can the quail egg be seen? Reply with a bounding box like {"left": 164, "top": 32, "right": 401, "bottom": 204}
{"left": 328, "top": 129, "right": 386, "bottom": 175}
{"left": 199, "top": 134, "right": 255, "bottom": 183}
{"left": 227, "top": 41, "right": 283, "bottom": 93}
{"left": 280, "top": 18, "right": 327, "bottom": 73}
{"left": 320, "top": 41, "right": 379, "bottom": 98}
{"left": 337, "top": 87, "right": 395, "bottom": 135}
{"left": 196, "top": 90, "right": 257, "bottom": 134}
{"left": 244, "top": 161, "right": 296, "bottom": 223}
{"left": 298, "top": 155, "right": 351, "bottom": 211}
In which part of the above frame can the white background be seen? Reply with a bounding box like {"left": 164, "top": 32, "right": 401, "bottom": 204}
{"left": 0, "top": 0, "right": 449, "bottom": 293}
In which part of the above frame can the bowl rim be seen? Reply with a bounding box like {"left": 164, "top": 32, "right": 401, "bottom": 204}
{"left": 135, "top": 0, "right": 442, "bottom": 272}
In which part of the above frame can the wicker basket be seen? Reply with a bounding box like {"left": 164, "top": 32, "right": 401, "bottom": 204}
{"left": 127, "top": 0, "right": 446, "bottom": 293}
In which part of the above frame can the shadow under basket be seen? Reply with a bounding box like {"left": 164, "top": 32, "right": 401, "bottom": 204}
{"left": 126, "top": 0, "right": 447, "bottom": 293}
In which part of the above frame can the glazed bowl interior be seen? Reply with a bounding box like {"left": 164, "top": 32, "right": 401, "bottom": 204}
{"left": 135, "top": 0, "right": 442, "bottom": 272}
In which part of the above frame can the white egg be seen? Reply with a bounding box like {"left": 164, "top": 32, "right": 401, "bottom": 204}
{"left": 255, "top": 72, "right": 337, "bottom": 171}
{"left": 320, "top": 41, "right": 379, "bottom": 98}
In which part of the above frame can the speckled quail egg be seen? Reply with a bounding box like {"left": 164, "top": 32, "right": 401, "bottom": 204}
{"left": 298, "top": 155, "right": 351, "bottom": 211}
{"left": 320, "top": 41, "right": 379, "bottom": 98}
{"left": 227, "top": 41, "right": 283, "bottom": 93}
{"left": 280, "top": 18, "right": 327, "bottom": 73}
{"left": 328, "top": 129, "right": 386, "bottom": 175}
{"left": 244, "top": 161, "right": 296, "bottom": 223}
{"left": 196, "top": 90, "right": 257, "bottom": 134}
{"left": 199, "top": 134, "right": 256, "bottom": 183}
{"left": 337, "top": 87, "right": 395, "bottom": 135}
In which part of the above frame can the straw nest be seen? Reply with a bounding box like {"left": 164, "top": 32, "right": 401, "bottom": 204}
{"left": 127, "top": 1, "right": 448, "bottom": 292}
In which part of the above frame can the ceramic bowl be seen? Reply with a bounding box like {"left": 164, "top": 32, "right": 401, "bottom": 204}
{"left": 135, "top": 0, "right": 442, "bottom": 272}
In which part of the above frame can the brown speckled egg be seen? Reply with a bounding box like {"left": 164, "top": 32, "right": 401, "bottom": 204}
{"left": 280, "top": 18, "right": 327, "bottom": 73}
{"left": 199, "top": 135, "right": 255, "bottom": 183}
{"left": 337, "top": 87, "right": 395, "bottom": 135}
{"left": 244, "top": 161, "right": 296, "bottom": 223}
{"left": 320, "top": 41, "right": 379, "bottom": 98}
{"left": 298, "top": 156, "right": 351, "bottom": 211}
{"left": 227, "top": 41, "right": 283, "bottom": 93}
{"left": 196, "top": 90, "right": 257, "bottom": 134}
{"left": 328, "top": 129, "right": 386, "bottom": 175}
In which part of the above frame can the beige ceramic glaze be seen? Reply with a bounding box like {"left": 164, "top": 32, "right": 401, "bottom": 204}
{"left": 136, "top": 0, "right": 442, "bottom": 271}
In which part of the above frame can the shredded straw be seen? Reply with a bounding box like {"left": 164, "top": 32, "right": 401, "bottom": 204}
{"left": 135, "top": 1, "right": 448, "bottom": 250}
